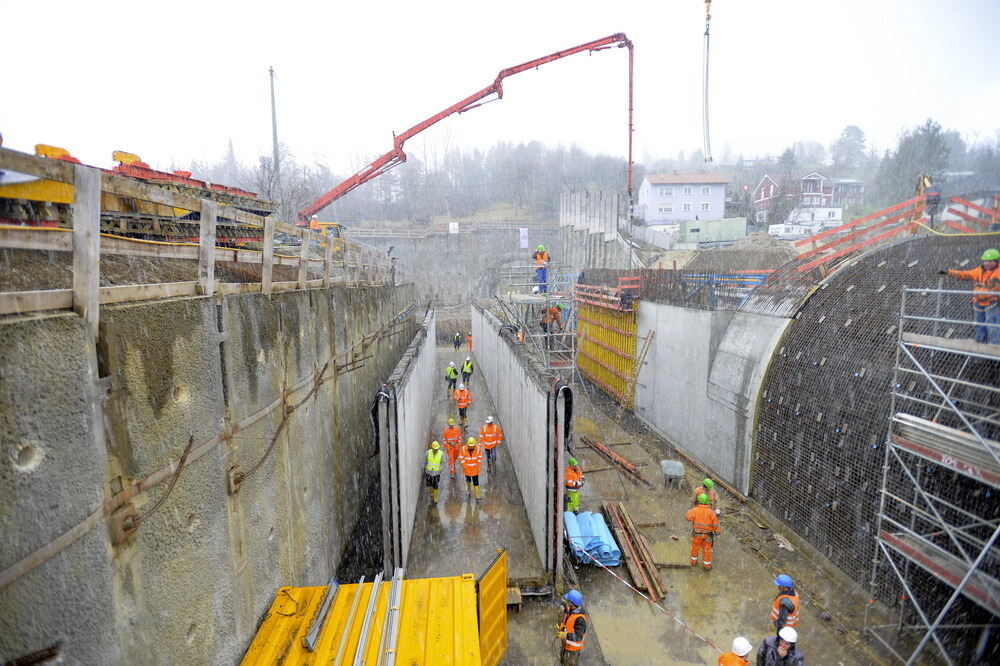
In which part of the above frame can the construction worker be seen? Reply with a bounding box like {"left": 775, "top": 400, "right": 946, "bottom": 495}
{"left": 685, "top": 493, "right": 720, "bottom": 570}
{"left": 770, "top": 574, "right": 800, "bottom": 633}
{"left": 939, "top": 248, "right": 1000, "bottom": 344}
{"left": 533, "top": 244, "right": 550, "bottom": 293}
{"left": 453, "top": 382, "right": 472, "bottom": 427}
{"left": 556, "top": 589, "right": 586, "bottom": 664}
{"left": 442, "top": 417, "right": 463, "bottom": 477}
{"left": 461, "top": 356, "right": 474, "bottom": 383}
{"left": 444, "top": 361, "right": 459, "bottom": 395}
{"left": 479, "top": 416, "right": 503, "bottom": 474}
{"left": 425, "top": 441, "right": 443, "bottom": 504}
{"left": 309, "top": 215, "right": 321, "bottom": 231}
{"left": 692, "top": 477, "right": 719, "bottom": 513}
{"left": 453, "top": 331, "right": 462, "bottom": 351}
{"left": 719, "top": 637, "right": 754, "bottom": 665}
{"left": 459, "top": 436, "right": 483, "bottom": 500}
{"left": 756, "top": 627, "right": 804, "bottom": 666}
{"left": 466, "top": 331, "right": 473, "bottom": 352}
{"left": 564, "top": 457, "right": 585, "bottom": 514}
{"left": 539, "top": 303, "right": 565, "bottom": 348}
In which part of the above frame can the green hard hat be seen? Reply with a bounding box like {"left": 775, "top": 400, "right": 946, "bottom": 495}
{"left": 982, "top": 248, "right": 1000, "bottom": 261}
{"left": 568, "top": 457, "right": 578, "bottom": 466}
{"left": 556, "top": 303, "right": 565, "bottom": 311}
{"left": 697, "top": 493, "right": 710, "bottom": 504}
{"left": 537, "top": 245, "right": 545, "bottom": 251}
{"left": 703, "top": 478, "right": 714, "bottom": 489}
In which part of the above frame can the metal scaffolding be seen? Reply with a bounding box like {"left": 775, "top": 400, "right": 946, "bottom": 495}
{"left": 867, "top": 286, "right": 1000, "bottom": 665}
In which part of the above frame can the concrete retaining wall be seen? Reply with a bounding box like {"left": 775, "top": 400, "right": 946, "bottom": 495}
{"left": 471, "top": 305, "right": 550, "bottom": 569}
{"left": 633, "top": 302, "right": 789, "bottom": 493}
{"left": 387, "top": 308, "right": 436, "bottom": 566}
{"left": 0, "top": 283, "right": 417, "bottom": 664}
{"left": 559, "top": 191, "right": 639, "bottom": 273}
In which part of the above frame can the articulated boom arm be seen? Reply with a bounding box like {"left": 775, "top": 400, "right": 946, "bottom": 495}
{"left": 299, "top": 33, "right": 633, "bottom": 222}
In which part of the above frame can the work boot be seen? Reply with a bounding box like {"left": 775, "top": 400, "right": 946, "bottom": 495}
{"left": 466, "top": 481, "right": 472, "bottom": 496}
{"left": 474, "top": 486, "right": 481, "bottom": 501}
{"left": 430, "top": 489, "right": 438, "bottom": 504}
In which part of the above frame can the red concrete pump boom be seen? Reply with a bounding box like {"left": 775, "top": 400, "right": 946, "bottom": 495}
{"left": 298, "top": 33, "right": 634, "bottom": 223}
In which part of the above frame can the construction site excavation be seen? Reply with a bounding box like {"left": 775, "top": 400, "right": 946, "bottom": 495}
{"left": 3, "top": 3, "right": 1000, "bottom": 665}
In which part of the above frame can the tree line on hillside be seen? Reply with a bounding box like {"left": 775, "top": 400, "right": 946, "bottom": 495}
{"left": 191, "top": 118, "right": 1000, "bottom": 225}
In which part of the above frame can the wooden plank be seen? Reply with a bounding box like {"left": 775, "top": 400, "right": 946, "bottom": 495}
{"left": 215, "top": 282, "right": 262, "bottom": 295}
{"left": 72, "top": 165, "right": 101, "bottom": 338}
{"left": 101, "top": 172, "right": 202, "bottom": 211}
{"left": 297, "top": 234, "right": 309, "bottom": 288}
{"left": 99, "top": 235, "right": 199, "bottom": 260}
{"left": 198, "top": 200, "right": 217, "bottom": 296}
{"left": 324, "top": 237, "right": 333, "bottom": 287}
{"left": 902, "top": 332, "right": 1000, "bottom": 360}
{"left": 0, "top": 147, "right": 76, "bottom": 183}
{"left": 270, "top": 280, "right": 300, "bottom": 293}
{"left": 0, "top": 289, "right": 73, "bottom": 315}
{"left": 0, "top": 227, "right": 73, "bottom": 252}
{"left": 220, "top": 206, "right": 266, "bottom": 228}
{"left": 262, "top": 218, "right": 274, "bottom": 295}
{"left": 100, "top": 282, "right": 198, "bottom": 305}
{"left": 274, "top": 221, "right": 304, "bottom": 237}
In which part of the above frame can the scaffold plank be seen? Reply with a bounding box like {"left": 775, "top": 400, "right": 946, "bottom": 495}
{"left": 901, "top": 332, "right": 1000, "bottom": 359}
{"left": 891, "top": 414, "right": 1000, "bottom": 488}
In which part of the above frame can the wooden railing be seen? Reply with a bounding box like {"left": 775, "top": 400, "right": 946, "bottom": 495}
{"left": 0, "top": 147, "right": 394, "bottom": 326}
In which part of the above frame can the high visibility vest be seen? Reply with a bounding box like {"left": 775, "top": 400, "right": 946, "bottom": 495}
{"left": 479, "top": 424, "right": 502, "bottom": 449}
{"left": 462, "top": 360, "right": 473, "bottom": 374}
{"left": 770, "top": 591, "right": 800, "bottom": 628}
{"left": 541, "top": 307, "right": 561, "bottom": 324}
{"left": 685, "top": 505, "right": 719, "bottom": 535}
{"left": 309, "top": 219, "right": 320, "bottom": 231}
{"left": 425, "top": 449, "right": 443, "bottom": 473}
{"left": 948, "top": 266, "right": 1000, "bottom": 306}
{"left": 445, "top": 366, "right": 458, "bottom": 380}
{"left": 459, "top": 445, "right": 482, "bottom": 475}
{"left": 561, "top": 610, "right": 586, "bottom": 651}
{"left": 718, "top": 653, "right": 749, "bottom": 665}
{"left": 442, "top": 426, "right": 462, "bottom": 447}
{"left": 565, "top": 466, "right": 584, "bottom": 490}
{"left": 454, "top": 334, "right": 461, "bottom": 343}
{"left": 534, "top": 251, "right": 549, "bottom": 267}
{"left": 454, "top": 388, "right": 471, "bottom": 408}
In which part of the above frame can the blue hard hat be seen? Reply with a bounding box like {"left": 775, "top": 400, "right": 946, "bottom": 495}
{"left": 774, "top": 574, "right": 794, "bottom": 588}
{"left": 564, "top": 589, "right": 583, "bottom": 606}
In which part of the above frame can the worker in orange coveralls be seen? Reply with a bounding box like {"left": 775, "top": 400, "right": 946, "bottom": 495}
{"left": 442, "top": 417, "right": 463, "bottom": 478}
{"left": 686, "top": 493, "right": 720, "bottom": 570}
{"left": 479, "top": 416, "right": 503, "bottom": 474}
{"left": 718, "top": 636, "right": 753, "bottom": 665}
{"left": 466, "top": 331, "right": 473, "bottom": 351}
{"left": 459, "top": 436, "right": 483, "bottom": 500}
{"left": 453, "top": 383, "right": 472, "bottom": 428}
{"left": 939, "top": 248, "right": 1000, "bottom": 344}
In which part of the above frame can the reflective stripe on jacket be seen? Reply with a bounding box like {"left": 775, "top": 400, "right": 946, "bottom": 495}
{"left": 948, "top": 266, "right": 1000, "bottom": 306}
{"left": 445, "top": 366, "right": 458, "bottom": 380}
{"left": 565, "top": 466, "right": 585, "bottom": 490}
{"left": 425, "top": 449, "right": 443, "bottom": 474}
{"left": 459, "top": 445, "right": 483, "bottom": 475}
{"left": 770, "top": 591, "right": 801, "bottom": 628}
{"left": 479, "top": 423, "right": 503, "bottom": 449}
{"left": 462, "top": 361, "right": 473, "bottom": 374}
{"left": 442, "top": 426, "right": 462, "bottom": 447}
{"left": 454, "top": 388, "right": 471, "bottom": 408}
{"left": 561, "top": 610, "right": 586, "bottom": 651}
{"left": 685, "top": 504, "right": 720, "bottom": 534}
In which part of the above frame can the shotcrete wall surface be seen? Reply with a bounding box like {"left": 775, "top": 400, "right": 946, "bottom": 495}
{"left": 633, "top": 303, "right": 789, "bottom": 493}
{"left": 387, "top": 308, "right": 436, "bottom": 566}
{"left": 0, "top": 283, "right": 417, "bottom": 664}
{"left": 472, "top": 304, "right": 549, "bottom": 567}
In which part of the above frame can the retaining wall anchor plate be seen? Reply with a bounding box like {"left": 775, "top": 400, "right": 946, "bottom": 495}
{"left": 109, "top": 503, "right": 137, "bottom": 546}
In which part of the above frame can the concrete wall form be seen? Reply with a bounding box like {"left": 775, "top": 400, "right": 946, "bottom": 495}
{"left": 558, "top": 191, "right": 639, "bottom": 273}
{"left": 471, "top": 305, "right": 552, "bottom": 572}
{"left": 632, "top": 302, "right": 790, "bottom": 494}
{"left": 0, "top": 283, "right": 418, "bottom": 664}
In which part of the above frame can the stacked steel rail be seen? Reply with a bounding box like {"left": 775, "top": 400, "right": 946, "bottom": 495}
{"left": 580, "top": 436, "right": 652, "bottom": 488}
{"left": 866, "top": 286, "right": 1000, "bottom": 664}
{"left": 602, "top": 501, "right": 666, "bottom": 600}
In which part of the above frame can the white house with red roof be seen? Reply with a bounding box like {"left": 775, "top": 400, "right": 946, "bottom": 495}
{"left": 637, "top": 173, "right": 729, "bottom": 223}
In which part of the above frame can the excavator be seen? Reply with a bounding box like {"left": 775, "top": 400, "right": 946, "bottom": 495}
{"left": 296, "top": 33, "right": 635, "bottom": 226}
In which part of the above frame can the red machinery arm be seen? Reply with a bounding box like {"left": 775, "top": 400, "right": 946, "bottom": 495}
{"left": 298, "top": 33, "right": 634, "bottom": 222}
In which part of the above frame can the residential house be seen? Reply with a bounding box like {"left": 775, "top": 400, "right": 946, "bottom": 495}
{"left": 637, "top": 173, "right": 729, "bottom": 223}
{"left": 832, "top": 178, "right": 865, "bottom": 207}
{"left": 752, "top": 174, "right": 782, "bottom": 212}
{"left": 799, "top": 171, "right": 833, "bottom": 207}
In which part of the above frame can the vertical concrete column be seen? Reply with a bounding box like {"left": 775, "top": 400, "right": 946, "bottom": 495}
{"left": 72, "top": 165, "right": 101, "bottom": 338}
{"left": 297, "top": 230, "right": 309, "bottom": 288}
{"left": 262, "top": 218, "right": 274, "bottom": 295}
{"left": 197, "top": 199, "right": 217, "bottom": 296}
{"left": 323, "top": 236, "right": 333, "bottom": 287}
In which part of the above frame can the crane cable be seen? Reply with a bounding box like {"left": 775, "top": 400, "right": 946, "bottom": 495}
{"left": 702, "top": 0, "right": 713, "bottom": 163}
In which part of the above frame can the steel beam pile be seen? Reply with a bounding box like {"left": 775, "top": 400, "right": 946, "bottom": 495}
{"left": 602, "top": 502, "right": 666, "bottom": 600}
{"left": 580, "top": 436, "right": 652, "bottom": 488}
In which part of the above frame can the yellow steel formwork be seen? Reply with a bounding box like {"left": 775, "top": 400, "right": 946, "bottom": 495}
{"left": 241, "top": 573, "right": 486, "bottom": 665}
{"left": 575, "top": 297, "right": 638, "bottom": 408}
{"left": 476, "top": 550, "right": 508, "bottom": 666}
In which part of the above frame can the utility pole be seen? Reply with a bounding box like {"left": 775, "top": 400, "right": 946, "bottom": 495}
{"left": 269, "top": 66, "right": 285, "bottom": 222}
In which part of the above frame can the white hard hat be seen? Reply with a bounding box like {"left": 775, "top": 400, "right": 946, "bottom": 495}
{"left": 778, "top": 627, "right": 797, "bottom": 643}
{"left": 311, "top": 215, "right": 318, "bottom": 219}
{"left": 485, "top": 416, "right": 493, "bottom": 424}
{"left": 465, "top": 356, "right": 471, "bottom": 361}
{"left": 732, "top": 637, "right": 753, "bottom": 656}
{"left": 458, "top": 383, "right": 465, "bottom": 389}
{"left": 449, "top": 361, "right": 455, "bottom": 366}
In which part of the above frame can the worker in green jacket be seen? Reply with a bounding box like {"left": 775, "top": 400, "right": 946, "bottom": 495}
{"left": 425, "top": 441, "right": 443, "bottom": 504}
{"left": 444, "top": 361, "right": 458, "bottom": 396}
{"left": 461, "top": 357, "right": 474, "bottom": 383}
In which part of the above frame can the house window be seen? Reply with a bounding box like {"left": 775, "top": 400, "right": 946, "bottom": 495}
{"left": 682, "top": 202, "right": 692, "bottom": 211}
{"left": 659, "top": 186, "right": 673, "bottom": 196}
{"left": 701, "top": 185, "right": 710, "bottom": 195}
{"left": 769, "top": 184, "right": 775, "bottom": 196}
{"left": 683, "top": 186, "right": 692, "bottom": 195}
{"left": 701, "top": 202, "right": 710, "bottom": 211}
{"left": 689, "top": 227, "right": 701, "bottom": 233}
{"left": 657, "top": 205, "right": 673, "bottom": 214}
{"left": 828, "top": 210, "right": 836, "bottom": 218}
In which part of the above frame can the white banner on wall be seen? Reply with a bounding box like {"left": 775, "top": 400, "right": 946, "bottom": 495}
{"left": 519, "top": 227, "right": 529, "bottom": 249}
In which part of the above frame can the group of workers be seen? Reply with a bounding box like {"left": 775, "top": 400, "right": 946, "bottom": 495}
{"left": 718, "top": 574, "right": 804, "bottom": 665}
{"left": 452, "top": 331, "right": 473, "bottom": 352}
{"left": 940, "top": 247, "right": 1000, "bottom": 344}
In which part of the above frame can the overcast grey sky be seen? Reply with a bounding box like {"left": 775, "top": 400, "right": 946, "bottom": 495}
{"left": 3, "top": 0, "right": 999, "bottom": 177}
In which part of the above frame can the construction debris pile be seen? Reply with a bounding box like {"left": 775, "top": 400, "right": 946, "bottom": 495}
{"left": 580, "top": 436, "right": 652, "bottom": 488}
{"left": 564, "top": 511, "right": 621, "bottom": 566}
{"left": 602, "top": 501, "right": 667, "bottom": 600}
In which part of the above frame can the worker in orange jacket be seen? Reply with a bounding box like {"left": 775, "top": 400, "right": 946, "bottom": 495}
{"left": 556, "top": 589, "right": 586, "bottom": 664}
{"left": 539, "top": 303, "right": 565, "bottom": 349}
{"left": 533, "top": 244, "right": 550, "bottom": 293}
{"left": 770, "top": 574, "right": 801, "bottom": 633}
{"left": 442, "top": 417, "right": 463, "bottom": 477}
{"left": 564, "top": 457, "right": 585, "bottom": 514}
{"left": 691, "top": 477, "right": 719, "bottom": 513}
{"left": 459, "top": 436, "right": 483, "bottom": 500}
{"left": 718, "top": 636, "right": 753, "bottom": 665}
{"left": 466, "top": 332, "right": 473, "bottom": 352}
{"left": 940, "top": 248, "right": 1000, "bottom": 344}
{"left": 309, "top": 215, "right": 320, "bottom": 231}
{"left": 453, "top": 383, "right": 472, "bottom": 427}
{"left": 479, "top": 416, "right": 503, "bottom": 474}
{"left": 685, "top": 493, "right": 720, "bottom": 570}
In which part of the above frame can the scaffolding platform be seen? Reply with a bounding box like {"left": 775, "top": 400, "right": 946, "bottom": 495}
{"left": 880, "top": 530, "right": 1000, "bottom": 617}
{"left": 891, "top": 414, "right": 1000, "bottom": 488}
{"left": 901, "top": 331, "right": 1000, "bottom": 360}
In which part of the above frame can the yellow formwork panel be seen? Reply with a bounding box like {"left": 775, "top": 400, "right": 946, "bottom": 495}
{"left": 576, "top": 302, "right": 638, "bottom": 408}
{"left": 241, "top": 575, "right": 482, "bottom": 665}
{"left": 476, "top": 550, "right": 508, "bottom": 666}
